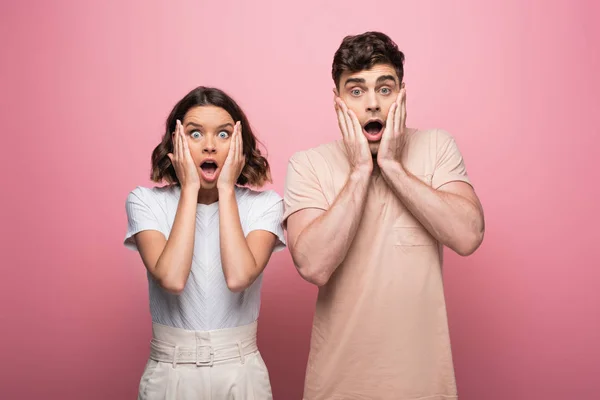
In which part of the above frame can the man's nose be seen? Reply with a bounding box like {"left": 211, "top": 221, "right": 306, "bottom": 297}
{"left": 366, "top": 92, "right": 380, "bottom": 112}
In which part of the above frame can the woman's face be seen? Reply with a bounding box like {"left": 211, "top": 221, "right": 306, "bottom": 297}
{"left": 179, "top": 105, "right": 236, "bottom": 189}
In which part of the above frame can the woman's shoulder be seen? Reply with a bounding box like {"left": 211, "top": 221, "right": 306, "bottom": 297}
{"left": 126, "top": 184, "right": 180, "bottom": 206}
{"left": 235, "top": 186, "right": 283, "bottom": 208}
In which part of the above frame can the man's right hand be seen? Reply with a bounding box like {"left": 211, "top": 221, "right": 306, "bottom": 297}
{"left": 335, "top": 97, "right": 373, "bottom": 175}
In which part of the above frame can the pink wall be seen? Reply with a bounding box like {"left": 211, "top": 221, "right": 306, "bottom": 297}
{"left": 2, "top": 0, "right": 598, "bottom": 398}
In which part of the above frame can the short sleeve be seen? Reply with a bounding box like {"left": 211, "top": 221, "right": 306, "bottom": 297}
{"left": 124, "top": 187, "right": 167, "bottom": 251}
{"left": 431, "top": 130, "right": 472, "bottom": 190}
{"left": 247, "top": 191, "right": 286, "bottom": 253}
{"left": 282, "top": 152, "right": 329, "bottom": 225}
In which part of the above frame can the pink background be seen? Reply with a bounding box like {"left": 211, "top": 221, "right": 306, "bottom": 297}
{"left": 2, "top": 0, "right": 599, "bottom": 399}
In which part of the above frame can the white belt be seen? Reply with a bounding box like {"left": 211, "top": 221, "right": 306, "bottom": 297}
{"left": 149, "top": 338, "right": 258, "bottom": 367}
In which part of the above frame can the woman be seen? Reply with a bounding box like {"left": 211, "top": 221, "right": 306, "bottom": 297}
{"left": 124, "top": 86, "right": 284, "bottom": 399}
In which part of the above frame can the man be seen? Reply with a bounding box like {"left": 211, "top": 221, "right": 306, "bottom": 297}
{"left": 283, "top": 31, "right": 485, "bottom": 399}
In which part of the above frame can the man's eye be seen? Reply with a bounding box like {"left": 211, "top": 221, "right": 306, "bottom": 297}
{"left": 191, "top": 131, "right": 201, "bottom": 139}
{"left": 218, "top": 131, "right": 230, "bottom": 139}
{"left": 351, "top": 89, "right": 362, "bottom": 96}
{"left": 381, "top": 88, "right": 391, "bottom": 94}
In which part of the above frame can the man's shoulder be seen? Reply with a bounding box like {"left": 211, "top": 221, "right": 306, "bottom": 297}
{"left": 409, "top": 128, "right": 457, "bottom": 149}
{"left": 288, "top": 140, "right": 345, "bottom": 168}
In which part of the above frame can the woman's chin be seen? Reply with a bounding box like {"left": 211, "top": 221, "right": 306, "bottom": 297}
{"left": 200, "top": 180, "right": 218, "bottom": 190}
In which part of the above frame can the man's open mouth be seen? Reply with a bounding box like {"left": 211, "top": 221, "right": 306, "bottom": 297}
{"left": 363, "top": 120, "right": 384, "bottom": 138}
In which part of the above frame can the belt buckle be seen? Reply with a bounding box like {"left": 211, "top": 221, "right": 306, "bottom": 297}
{"left": 196, "top": 345, "right": 214, "bottom": 366}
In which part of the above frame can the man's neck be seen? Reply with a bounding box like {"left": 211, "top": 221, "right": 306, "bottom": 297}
{"left": 372, "top": 156, "right": 381, "bottom": 176}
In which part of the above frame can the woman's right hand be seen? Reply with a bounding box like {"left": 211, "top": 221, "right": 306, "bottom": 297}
{"left": 168, "top": 120, "right": 201, "bottom": 191}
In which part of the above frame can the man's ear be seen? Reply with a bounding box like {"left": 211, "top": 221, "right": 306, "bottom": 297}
{"left": 401, "top": 81, "right": 405, "bottom": 89}
{"left": 332, "top": 87, "right": 339, "bottom": 97}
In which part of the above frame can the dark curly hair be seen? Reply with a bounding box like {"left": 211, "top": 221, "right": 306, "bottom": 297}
{"left": 151, "top": 86, "right": 271, "bottom": 187}
{"left": 332, "top": 31, "right": 405, "bottom": 89}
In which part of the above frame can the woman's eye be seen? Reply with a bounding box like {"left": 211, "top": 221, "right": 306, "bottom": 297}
{"left": 218, "top": 131, "right": 230, "bottom": 139}
{"left": 191, "top": 131, "right": 201, "bottom": 139}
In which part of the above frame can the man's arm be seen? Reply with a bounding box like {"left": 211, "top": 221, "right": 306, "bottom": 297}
{"left": 287, "top": 168, "right": 370, "bottom": 286}
{"left": 380, "top": 162, "right": 485, "bottom": 256}
{"left": 286, "top": 98, "right": 373, "bottom": 286}
{"left": 377, "top": 88, "right": 484, "bottom": 256}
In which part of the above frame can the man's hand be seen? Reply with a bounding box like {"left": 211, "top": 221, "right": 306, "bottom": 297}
{"left": 377, "top": 87, "right": 408, "bottom": 169}
{"left": 335, "top": 97, "right": 373, "bottom": 175}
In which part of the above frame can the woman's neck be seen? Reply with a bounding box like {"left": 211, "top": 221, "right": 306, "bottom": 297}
{"left": 196, "top": 187, "right": 220, "bottom": 205}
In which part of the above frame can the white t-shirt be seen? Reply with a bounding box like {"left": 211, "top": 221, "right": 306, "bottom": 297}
{"left": 124, "top": 184, "right": 286, "bottom": 331}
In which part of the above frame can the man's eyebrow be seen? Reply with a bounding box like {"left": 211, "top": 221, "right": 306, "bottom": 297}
{"left": 344, "top": 77, "right": 366, "bottom": 87}
{"left": 344, "top": 75, "right": 397, "bottom": 87}
{"left": 376, "top": 75, "right": 397, "bottom": 84}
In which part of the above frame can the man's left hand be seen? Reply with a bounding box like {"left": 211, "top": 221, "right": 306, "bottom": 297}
{"left": 377, "top": 87, "right": 407, "bottom": 169}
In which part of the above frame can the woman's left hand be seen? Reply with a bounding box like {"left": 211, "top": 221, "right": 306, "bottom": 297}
{"left": 217, "top": 121, "right": 245, "bottom": 190}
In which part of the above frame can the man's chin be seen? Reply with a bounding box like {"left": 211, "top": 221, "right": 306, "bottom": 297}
{"left": 368, "top": 141, "right": 380, "bottom": 155}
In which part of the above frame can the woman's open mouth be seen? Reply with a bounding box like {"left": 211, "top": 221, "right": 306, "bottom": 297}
{"left": 199, "top": 160, "right": 219, "bottom": 182}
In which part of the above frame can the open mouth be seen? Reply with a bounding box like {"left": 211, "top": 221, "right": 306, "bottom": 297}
{"left": 199, "top": 160, "right": 219, "bottom": 182}
{"left": 363, "top": 120, "right": 384, "bottom": 140}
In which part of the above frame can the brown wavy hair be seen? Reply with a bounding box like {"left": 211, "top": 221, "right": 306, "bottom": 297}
{"left": 151, "top": 86, "right": 271, "bottom": 187}
{"left": 332, "top": 31, "right": 405, "bottom": 90}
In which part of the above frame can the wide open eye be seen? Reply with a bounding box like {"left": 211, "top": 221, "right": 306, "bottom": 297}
{"left": 218, "top": 130, "right": 230, "bottom": 139}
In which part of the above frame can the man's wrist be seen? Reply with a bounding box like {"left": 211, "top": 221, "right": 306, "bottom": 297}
{"left": 379, "top": 158, "right": 405, "bottom": 174}
{"left": 379, "top": 159, "right": 410, "bottom": 186}
{"left": 349, "top": 166, "right": 372, "bottom": 184}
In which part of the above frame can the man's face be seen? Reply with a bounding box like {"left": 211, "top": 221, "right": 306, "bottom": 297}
{"left": 336, "top": 64, "right": 401, "bottom": 155}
